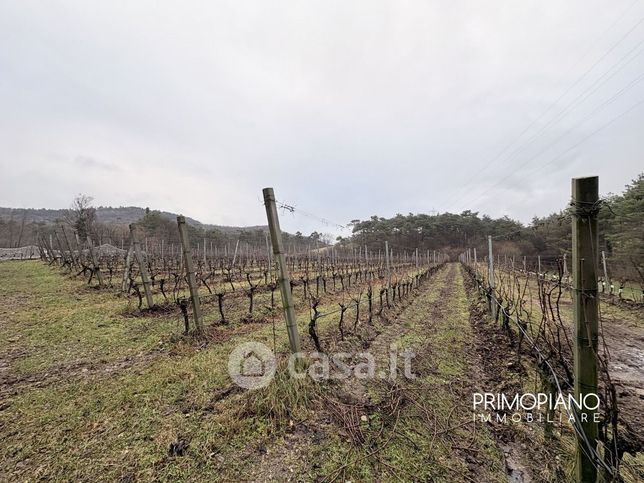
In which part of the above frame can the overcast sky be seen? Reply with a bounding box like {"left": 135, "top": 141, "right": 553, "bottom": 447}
{"left": 1, "top": 0, "right": 642, "bottom": 237}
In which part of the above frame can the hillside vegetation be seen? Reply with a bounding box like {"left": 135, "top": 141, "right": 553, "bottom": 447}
{"left": 343, "top": 174, "right": 643, "bottom": 283}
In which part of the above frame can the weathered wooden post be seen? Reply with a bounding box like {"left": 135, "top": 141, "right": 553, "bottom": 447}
{"left": 473, "top": 247, "right": 477, "bottom": 274}
{"left": 232, "top": 239, "right": 240, "bottom": 269}
{"left": 601, "top": 250, "right": 609, "bottom": 293}
{"left": 129, "top": 224, "right": 154, "bottom": 309}
{"left": 177, "top": 216, "right": 203, "bottom": 333}
{"left": 49, "top": 233, "right": 55, "bottom": 262}
{"left": 121, "top": 244, "right": 134, "bottom": 292}
{"left": 385, "top": 241, "right": 391, "bottom": 289}
{"left": 54, "top": 232, "right": 70, "bottom": 269}
{"left": 37, "top": 237, "right": 47, "bottom": 261}
{"left": 264, "top": 232, "right": 272, "bottom": 280}
{"left": 262, "top": 188, "right": 301, "bottom": 353}
{"left": 488, "top": 235, "right": 496, "bottom": 320}
{"left": 572, "top": 176, "right": 599, "bottom": 483}
{"left": 45, "top": 234, "right": 56, "bottom": 263}
{"left": 86, "top": 236, "right": 104, "bottom": 287}
{"left": 59, "top": 226, "right": 77, "bottom": 268}
{"left": 61, "top": 226, "right": 78, "bottom": 268}
{"left": 74, "top": 231, "right": 81, "bottom": 249}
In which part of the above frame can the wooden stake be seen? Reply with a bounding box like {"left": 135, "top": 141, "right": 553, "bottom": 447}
{"left": 488, "top": 235, "right": 496, "bottom": 320}
{"left": 177, "top": 216, "right": 203, "bottom": 333}
{"left": 572, "top": 176, "right": 599, "bottom": 483}
{"left": 122, "top": 244, "right": 134, "bottom": 292}
{"left": 129, "top": 224, "right": 154, "bottom": 309}
{"left": 86, "top": 236, "right": 104, "bottom": 287}
{"left": 385, "top": 241, "right": 391, "bottom": 289}
{"left": 263, "top": 188, "right": 301, "bottom": 353}
{"left": 473, "top": 247, "right": 477, "bottom": 274}
{"left": 60, "top": 225, "right": 78, "bottom": 268}
{"left": 601, "top": 251, "right": 609, "bottom": 291}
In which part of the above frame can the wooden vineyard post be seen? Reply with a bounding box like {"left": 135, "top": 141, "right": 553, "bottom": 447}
{"left": 571, "top": 177, "right": 599, "bottom": 483}
{"left": 262, "top": 188, "right": 301, "bottom": 354}
{"left": 129, "top": 224, "right": 155, "bottom": 309}
{"left": 49, "top": 234, "right": 56, "bottom": 263}
{"left": 488, "top": 235, "right": 496, "bottom": 320}
{"left": 232, "top": 239, "right": 240, "bottom": 269}
{"left": 601, "top": 251, "right": 609, "bottom": 294}
{"left": 177, "top": 216, "right": 203, "bottom": 333}
{"left": 265, "top": 232, "right": 272, "bottom": 280}
{"left": 73, "top": 232, "right": 82, "bottom": 265}
{"left": 385, "top": 241, "right": 391, "bottom": 294}
{"left": 42, "top": 235, "right": 54, "bottom": 263}
{"left": 54, "top": 232, "right": 69, "bottom": 269}
{"left": 121, "top": 244, "right": 134, "bottom": 293}
{"left": 86, "top": 236, "right": 104, "bottom": 287}
{"left": 60, "top": 226, "right": 78, "bottom": 269}
{"left": 473, "top": 247, "right": 477, "bottom": 275}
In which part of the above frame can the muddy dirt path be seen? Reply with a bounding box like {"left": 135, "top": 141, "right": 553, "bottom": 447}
{"left": 511, "top": 274, "right": 644, "bottom": 449}
{"left": 601, "top": 317, "right": 644, "bottom": 445}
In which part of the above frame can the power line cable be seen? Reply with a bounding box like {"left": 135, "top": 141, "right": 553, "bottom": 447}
{"left": 450, "top": 48, "right": 644, "bottom": 213}
{"left": 453, "top": 86, "right": 644, "bottom": 213}
{"left": 441, "top": 11, "right": 644, "bottom": 211}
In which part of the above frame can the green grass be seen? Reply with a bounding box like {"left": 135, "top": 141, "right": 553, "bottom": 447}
{"left": 0, "top": 261, "right": 182, "bottom": 375}
{"left": 0, "top": 261, "right": 436, "bottom": 481}
{"left": 6, "top": 261, "right": 605, "bottom": 481}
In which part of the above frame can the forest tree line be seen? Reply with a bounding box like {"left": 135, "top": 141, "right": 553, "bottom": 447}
{"left": 342, "top": 174, "right": 643, "bottom": 283}
{"left": 0, "top": 196, "right": 329, "bottom": 254}
{"left": 1, "top": 174, "right": 641, "bottom": 282}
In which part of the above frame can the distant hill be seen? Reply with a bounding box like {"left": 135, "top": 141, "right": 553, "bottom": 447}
{"left": 0, "top": 206, "right": 267, "bottom": 234}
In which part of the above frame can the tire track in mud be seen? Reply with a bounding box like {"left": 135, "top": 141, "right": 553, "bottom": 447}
{"left": 463, "top": 269, "right": 566, "bottom": 483}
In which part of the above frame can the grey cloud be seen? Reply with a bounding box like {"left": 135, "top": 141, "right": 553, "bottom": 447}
{"left": 0, "top": 0, "right": 642, "bottom": 235}
{"left": 74, "top": 155, "right": 119, "bottom": 172}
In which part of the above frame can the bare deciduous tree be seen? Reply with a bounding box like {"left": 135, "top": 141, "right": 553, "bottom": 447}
{"left": 64, "top": 194, "right": 96, "bottom": 240}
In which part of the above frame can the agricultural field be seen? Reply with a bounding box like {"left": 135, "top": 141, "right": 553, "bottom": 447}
{"left": 1, "top": 238, "right": 642, "bottom": 481}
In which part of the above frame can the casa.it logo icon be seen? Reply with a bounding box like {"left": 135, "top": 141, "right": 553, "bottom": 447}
{"left": 228, "top": 342, "right": 276, "bottom": 390}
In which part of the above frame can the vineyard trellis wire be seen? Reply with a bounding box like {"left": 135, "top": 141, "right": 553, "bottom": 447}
{"left": 35, "top": 201, "right": 449, "bottom": 347}
{"left": 459, "top": 233, "right": 641, "bottom": 479}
